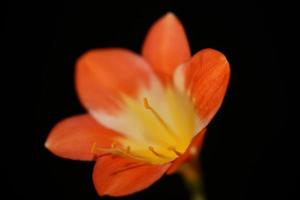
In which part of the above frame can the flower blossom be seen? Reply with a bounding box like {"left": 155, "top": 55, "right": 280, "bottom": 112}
{"left": 45, "top": 12, "right": 230, "bottom": 197}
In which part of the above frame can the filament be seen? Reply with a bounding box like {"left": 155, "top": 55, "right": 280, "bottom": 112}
{"left": 168, "top": 146, "right": 182, "bottom": 156}
{"left": 143, "top": 97, "right": 177, "bottom": 138}
{"left": 148, "top": 146, "right": 168, "bottom": 158}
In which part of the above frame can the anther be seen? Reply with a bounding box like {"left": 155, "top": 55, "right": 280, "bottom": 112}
{"left": 90, "top": 143, "right": 111, "bottom": 160}
{"left": 143, "top": 97, "right": 150, "bottom": 109}
{"left": 90, "top": 142, "right": 148, "bottom": 162}
{"left": 168, "top": 146, "right": 182, "bottom": 156}
{"left": 111, "top": 142, "right": 117, "bottom": 148}
{"left": 148, "top": 146, "right": 167, "bottom": 158}
{"left": 91, "top": 142, "right": 97, "bottom": 154}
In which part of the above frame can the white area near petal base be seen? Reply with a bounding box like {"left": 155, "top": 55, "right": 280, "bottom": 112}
{"left": 90, "top": 74, "right": 203, "bottom": 164}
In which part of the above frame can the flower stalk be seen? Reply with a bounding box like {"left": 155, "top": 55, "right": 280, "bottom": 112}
{"left": 179, "top": 159, "right": 206, "bottom": 200}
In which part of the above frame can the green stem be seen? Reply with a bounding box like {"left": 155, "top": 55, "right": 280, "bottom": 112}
{"left": 179, "top": 159, "right": 206, "bottom": 200}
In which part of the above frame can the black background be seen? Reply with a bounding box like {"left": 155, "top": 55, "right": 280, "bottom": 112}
{"left": 4, "top": 1, "right": 296, "bottom": 200}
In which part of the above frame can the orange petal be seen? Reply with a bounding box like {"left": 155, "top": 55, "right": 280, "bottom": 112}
{"left": 167, "top": 128, "right": 206, "bottom": 174}
{"left": 142, "top": 12, "right": 191, "bottom": 83}
{"left": 93, "top": 155, "right": 170, "bottom": 196}
{"left": 185, "top": 48, "right": 230, "bottom": 127}
{"left": 76, "top": 48, "right": 154, "bottom": 114}
{"left": 45, "top": 114, "right": 120, "bottom": 161}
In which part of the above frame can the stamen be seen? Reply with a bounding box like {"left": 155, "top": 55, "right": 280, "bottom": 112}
{"left": 143, "top": 97, "right": 177, "bottom": 138}
{"left": 168, "top": 146, "right": 182, "bottom": 156}
{"left": 90, "top": 142, "right": 111, "bottom": 160}
{"left": 91, "top": 142, "right": 148, "bottom": 162}
{"left": 148, "top": 146, "right": 167, "bottom": 158}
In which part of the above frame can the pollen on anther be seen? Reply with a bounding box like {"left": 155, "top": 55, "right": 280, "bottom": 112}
{"left": 143, "top": 97, "right": 150, "bottom": 109}
{"left": 111, "top": 142, "right": 117, "bottom": 148}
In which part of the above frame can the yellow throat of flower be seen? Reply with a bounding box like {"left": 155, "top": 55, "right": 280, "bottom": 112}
{"left": 91, "top": 84, "right": 201, "bottom": 165}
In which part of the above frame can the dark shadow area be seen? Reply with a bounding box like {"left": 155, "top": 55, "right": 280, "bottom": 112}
{"left": 4, "top": 1, "right": 296, "bottom": 200}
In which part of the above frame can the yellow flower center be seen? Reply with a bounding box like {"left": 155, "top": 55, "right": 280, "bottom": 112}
{"left": 91, "top": 81, "right": 201, "bottom": 164}
{"left": 143, "top": 97, "right": 178, "bottom": 139}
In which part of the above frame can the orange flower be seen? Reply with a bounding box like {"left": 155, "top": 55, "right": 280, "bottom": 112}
{"left": 45, "top": 12, "right": 230, "bottom": 197}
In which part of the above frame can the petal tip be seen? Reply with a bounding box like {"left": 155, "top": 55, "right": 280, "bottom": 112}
{"left": 164, "top": 11, "right": 177, "bottom": 19}
{"left": 195, "top": 48, "right": 231, "bottom": 75}
{"left": 161, "top": 12, "right": 180, "bottom": 25}
{"left": 44, "top": 135, "right": 59, "bottom": 157}
{"left": 202, "top": 48, "right": 230, "bottom": 63}
{"left": 142, "top": 11, "right": 190, "bottom": 82}
{"left": 44, "top": 140, "right": 50, "bottom": 149}
{"left": 44, "top": 136, "right": 59, "bottom": 158}
{"left": 44, "top": 135, "right": 54, "bottom": 150}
